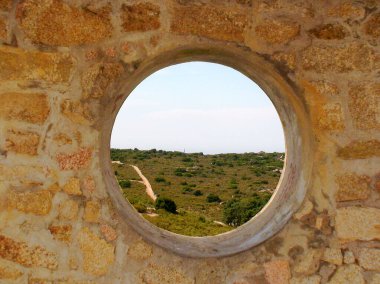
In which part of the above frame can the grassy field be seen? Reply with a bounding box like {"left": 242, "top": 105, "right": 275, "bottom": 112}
{"left": 111, "top": 149, "right": 284, "bottom": 236}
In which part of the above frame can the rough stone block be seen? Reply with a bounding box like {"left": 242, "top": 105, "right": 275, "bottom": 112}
{"left": 309, "top": 81, "right": 339, "bottom": 96}
{"left": 0, "top": 259, "right": 23, "bottom": 280}
{"left": 290, "top": 275, "right": 321, "bottom": 284}
{"left": 78, "top": 228, "right": 114, "bottom": 276}
{"left": 128, "top": 240, "right": 153, "bottom": 261}
{"left": 17, "top": 0, "right": 112, "bottom": 46}
{"left": 171, "top": 3, "right": 248, "bottom": 42}
{"left": 138, "top": 263, "right": 193, "bottom": 284}
{"left": 63, "top": 178, "right": 82, "bottom": 196}
{"left": 0, "top": 235, "right": 57, "bottom": 269}
{"left": 100, "top": 224, "right": 117, "bottom": 242}
{"left": 0, "top": 93, "right": 50, "bottom": 124}
{"left": 328, "top": 3, "right": 365, "bottom": 20}
{"left": 255, "top": 19, "right": 300, "bottom": 44}
{"left": 337, "top": 140, "right": 380, "bottom": 160}
{"left": 271, "top": 52, "right": 296, "bottom": 70}
{"left": 318, "top": 103, "right": 345, "bottom": 131}
{"left": 322, "top": 248, "right": 343, "bottom": 266}
{"left": 0, "top": 0, "right": 11, "bottom": 11}
{"left": 58, "top": 199, "right": 79, "bottom": 221}
{"left": 7, "top": 189, "right": 53, "bottom": 215}
{"left": 364, "top": 12, "right": 380, "bottom": 38}
{"left": 358, "top": 248, "right": 380, "bottom": 271}
{"left": 349, "top": 84, "right": 380, "bottom": 130}
{"left": 264, "top": 259, "right": 291, "bottom": 284}
{"left": 0, "top": 46, "right": 74, "bottom": 83}
{"left": 83, "top": 200, "right": 101, "bottom": 223}
{"left": 81, "top": 63, "right": 124, "bottom": 99}
{"left": 0, "top": 17, "right": 7, "bottom": 41}
{"left": 336, "top": 174, "right": 371, "bottom": 202}
{"left": 336, "top": 207, "right": 380, "bottom": 242}
{"left": 302, "top": 43, "right": 374, "bottom": 73}
{"left": 294, "top": 249, "right": 322, "bottom": 276}
{"left": 56, "top": 148, "right": 92, "bottom": 170}
{"left": 309, "top": 23, "right": 347, "bottom": 40}
{"left": 121, "top": 3, "right": 160, "bottom": 32}
{"left": 328, "top": 264, "right": 364, "bottom": 284}
{"left": 5, "top": 129, "right": 40, "bottom": 156}
{"left": 61, "top": 100, "right": 94, "bottom": 126}
{"left": 49, "top": 225, "right": 72, "bottom": 243}
{"left": 343, "top": 251, "right": 355, "bottom": 264}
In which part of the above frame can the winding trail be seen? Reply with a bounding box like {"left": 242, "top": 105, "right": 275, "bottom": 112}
{"left": 130, "top": 165, "right": 157, "bottom": 201}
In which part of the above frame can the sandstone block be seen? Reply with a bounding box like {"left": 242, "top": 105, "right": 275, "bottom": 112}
{"left": 271, "top": 52, "right": 296, "bottom": 70}
{"left": 0, "top": 93, "right": 49, "bottom": 124}
{"left": 0, "top": 46, "right": 74, "bottom": 83}
{"left": 290, "top": 275, "right": 321, "bottom": 284}
{"left": 5, "top": 129, "right": 40, "bottom": 156}
{"left": 0, "top": 17, "right": 7, "bottom": 41}
{"left": 49, "top": 224, "right": 72, "bottom": 243}
{"left": 17, "top": 0, "right": 112, "bottom": 46}
{"left": 81, "top": 63, "right": 124, "bottom": 99}
{"left": 138, "top": 263, "right": 193, "bottom": 284}
{"left": 322, "top": 248, "right": 343, "bottom": 266}
{"left": 309, "top": 81, "right": 339, "bottom": 96}
{"left": 100, "top": 224, "right": 117, "bottom": 242}
{"left": 84, "top": 200, "right": 101, "bottom": 223}
{"left": 0, "top": 0, "right": 11, "bottom": 11}
{"left": 0, "top": 259, "right": 23, "bottom": 280}
{"left": 328, "top": 3, "right": 365, "bottom": 20}
{"left": 336, "top": 174, "right": 371, "bottom": 202}
{"left": 171, "top": 3, "right": 248, "bottom": 42}
{"left": 128, "top": 240, "right": 153, "bottom": 261}
{"left": 318, "top": 103, "right": 345, "bottom": 131}
{"left": 337, "top": 140, "right": 380, "bottom": 160}
{"left": 358, "top": 248, "right": 380, "bottom": 271}
{"left": 349, "top": 84, "right": 380, "bottom": 130}
{"left": 0, "top": 235, "right": 57, "bottom": 269}
{"left": 364, "top": 12, "right": 380, "bottom": 38}
{"left": 302, "top": 43, "right": 374, "bottom": 73}
{"left": 78, "top": 228, "right": 114, "bottom": 276}
{"left": 63, "top": 178, "right": 82, "bottom": 196}
{"left": 328, "top": 264, "right": 364, "bottom": 284}
{"left": 255, "top": 19, "right": 300, "bottom": 44}
{"left": 294, "top": 249, "right": 322, "bottom": 276}
{"left": 309, "top": 23, "right": 347, "bottom": 40}
{"left": 56, "top": 147, "right": 92, "bottom": 170}
{"left": 121, "top": 3, "right": 160, "bottom": 32}
{"left": 7, "top": 189, "right": 53, "bottom": 215}
{"left": 264, "top": 259, "right": 291, "bottom": 284}
{"left": 370, "top": 274, "right": 380, "bottom": 284}
{"left": 58, "top": 199, "right": 79, "bottom": 221}
{"left": 336, "top": 207, "right": 380, "bottom": 242}
{"left": 61, "top": 100, "right": 94, "bottom": 126}
{"left": 343, "top": 251, "right": 355, "bottom": 264}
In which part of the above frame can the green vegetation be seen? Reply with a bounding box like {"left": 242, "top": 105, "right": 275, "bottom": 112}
{"left": 111, "top": 148, "right": 284, "bottom": 236}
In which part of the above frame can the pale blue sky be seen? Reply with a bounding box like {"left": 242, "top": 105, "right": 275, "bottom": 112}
{"left": 111, "top": 62, "right": 285, "bottom": 154}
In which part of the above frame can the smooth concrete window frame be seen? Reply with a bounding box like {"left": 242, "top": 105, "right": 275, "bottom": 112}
{"left": 100, "top": 45, "right": 313, "bottom": 258}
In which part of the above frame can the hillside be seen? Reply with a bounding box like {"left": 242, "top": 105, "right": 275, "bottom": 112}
{"left": 111, "top": 149, "right": 284, "bottom": 236}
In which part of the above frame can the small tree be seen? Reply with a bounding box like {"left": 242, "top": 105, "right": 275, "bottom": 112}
{"left": 206, "top": 193, "right": 221, "bottom": 203}
{"left": 118, "top": 180, "right": 131, "bottom": 188}
{"left": 193, "top": 190, "right": 203, "bottom": 196}
{"left": 155, "top": 197, "right": 177, "bottom": 213}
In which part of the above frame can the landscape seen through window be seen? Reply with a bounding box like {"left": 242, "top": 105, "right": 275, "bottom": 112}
{"left": 111, "top": 62, "right": 285, "bottom": 236}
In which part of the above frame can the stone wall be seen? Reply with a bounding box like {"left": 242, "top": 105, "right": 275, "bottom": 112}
{"left": 0, "top": 0, "right": 379, "bottom": 283}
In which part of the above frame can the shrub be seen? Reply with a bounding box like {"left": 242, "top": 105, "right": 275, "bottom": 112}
{"left": 134, "top": 203, "right": 147, "bottom": 213}
{"left": 114, "top": 171, "right": 119, "bottom": 176}
{"left": 155, "top": 197, "right": 177, "bottom": 213}
{"left": 118, "top": 180, "right": 131, "bottom": 188}
{"left": 206, "top": 194, "right": 221, "bottom": 203}
{"left": 155, "top": 177, "right": 166, "bottom": 183}
{"left": 193, "top": 190, "right": 203, "bottom": 196}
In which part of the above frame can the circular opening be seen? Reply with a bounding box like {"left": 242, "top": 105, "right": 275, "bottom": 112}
{"left": 111, "top": 62, "right": 285, "bottom": 237}
{"left": 100, "top": 46, "right": 312, "bottom": 257}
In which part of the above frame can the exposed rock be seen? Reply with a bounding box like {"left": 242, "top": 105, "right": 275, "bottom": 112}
{"left": 5, "top": 129, "right": 40, "bottom": 156}
{"left": 49, "top": 224, "right": 72, "bottom": 243}
{"left": 337, "top": 140, "right": 380, "bottom": 160}
{"left": 364, "top": 12, "right": 380, "bottom": 38}
{"left": 83, "top": 200, "right": 101, "bottom": 223}
{"left": 7, "top": 189, "right": 53, "bottom": 215}
{"left": 264, "top": 259, "right": 291, "bottom": 284}
{"left": 17, "top": 0, "right": 112, "bottom": 46}
{"left": 58, "top": 199, "right": 79, "bottom": 221}
{"left": 171, "top": 3, "right": 248, "bottom": 42}
{"left": 336, "top": 174, "right": 371, "bottom": 202}
{"left": 56, "top": 148, "right": 92, "bottom": 170}
{"left": 328, "top": 264, "right": 364, "bottom": 284}
{"left": 322, "top": 248, "right": 343, "bottom": 266}
{"left": 138, "top": 263, "right": 194, "bottom": 284}
{"left": 63, "top": 178, "right": 82, "bottom": 196}
{"left": 78, "top": 228, "right": 114, "bottom": 276}
{"left": 309, "top": 23, "right": 347, "bottom": 40}
{"left": 121, "top": 3, "right": 160, "bottom": 32}
{"left": 358, "top": 248, "right": 380, "bottom": 271}
{"left": 255, "top": 19, "right": 300, "bottom": 44}
{"left": 0, "top": 93, "right": 49, "bottom": 124}
{"left": 336, "top": 207, "right": 380, "bottom": 242}
{"left": 0, "top": 235, "right": 57, "bottom": 269}
{"left": 128, "top": 240, "right": 153, "bottom": 261}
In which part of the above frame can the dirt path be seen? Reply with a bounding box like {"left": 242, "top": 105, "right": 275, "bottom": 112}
{"left": 130, "top": 165, "right": 157, "bottom": 201}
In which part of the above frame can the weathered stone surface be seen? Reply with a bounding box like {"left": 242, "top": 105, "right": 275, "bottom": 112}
{"left": 336, "top": 207, "right": 380, "bottom": 242}
{"left": 370, "top": 274, "right": 380, "bottom": 284}
{"left": 290, "top": 275, "right": 321, "bottom": 284}
{"left": 121, "top": 3, "right": 160, "bottom": 32}
{"left": 349, "top": 84, "right": 380, "bottom": 130}
{"left": 336, "top": 174, "right": 371, "bottom": 202}
{"left": 0, "top": 0, "right": 11, "bottom": 11}
{"left": 81, "top": 63, "right": 124, "bottom": 99}
{"left": 343, "top": 251, "right": 355, "bottom": 264}
{"left": 83, "top": 200, "right": 100, "bottom": 223}
{"left": 0, "top": 46, "right": 74, "bottom": 83}
{"left": 63, "top": 178, "right": 82, "bottom": 196}
{"left": 302, "top": 43, "right": 374, "bottom": 73}
{"left": 0, "top": 93, "right": 49, "bottom": 124}
{"left": 100, "top": 224, "right": 117, "bottom": 242}
{"left": 322, "top": 248, "right": 343, "bottom": 266}
{"left": 0, "top": 17, "right": 7, "bottom": 41}
{"left": 138, "top": 263, "right": 194, "bottom": 284}
{"left": 255, "top": 19, "right": 300, "bottom": 44}
{"left": 61, "top": 100, "right": 94, "bottom": 126}
{"left": 58, "top": 199, "right": 79, "bottom": 221}
{"left": 128, "top": 240, "right": 153, "bottom": 261}
{"left": 318, "top": 103, "right": 345, "bottom": 130}
{"left": 0, "top": 259, "right": 23, "bottom": 280}
{"left": 294, "top": 199, "right": 313, "bottom": 221}
{"left": 264, "top": 259, "right": 291, "bottom": 284}
{"left": 358, "top": 248, "right": 380, "bottom": 271}
{"left": 49, "top": 225, "right": 72, "bottom": 243}
{"left": 294, "top": 249, "right": 322, "bottom": 276}
{"left": 78, "top": 228, "right": 114, "bottom": 276}
{"left": 171, "top": 3, "right": 248, "bottom": 42}
{"left": 328, "top": 3, "right": 365, "bottom": 20}
{"left": 329, "top": 264, "right": 364, "bottom": 284}
{"left": 309, "top": 23, "right": 347, "bottom": 40}
{"left": 17, "top": 0, "right": 112, "bottom": 46}
{"left": 309, "top": 81, "right": 339, "bottom": 96}
{"left": 7, "top": 190, "right": 53, "bottom": 215}
{"left": 271, "top": 52, "right": 296, "bottom": 70}
{"left": 56, "top": 148, "right": 92, "bottom": 170}
{"left": 5, "top": 129, "right": 40, "bottom": 156}
{"left": 364, "top": 12, "right": 380, "bottom": 38}
{"left": 0, "top": 235, "right": 57, "bottom": 269}
{"left": 337, "top": 140, "right": 380, "bottom": 160}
